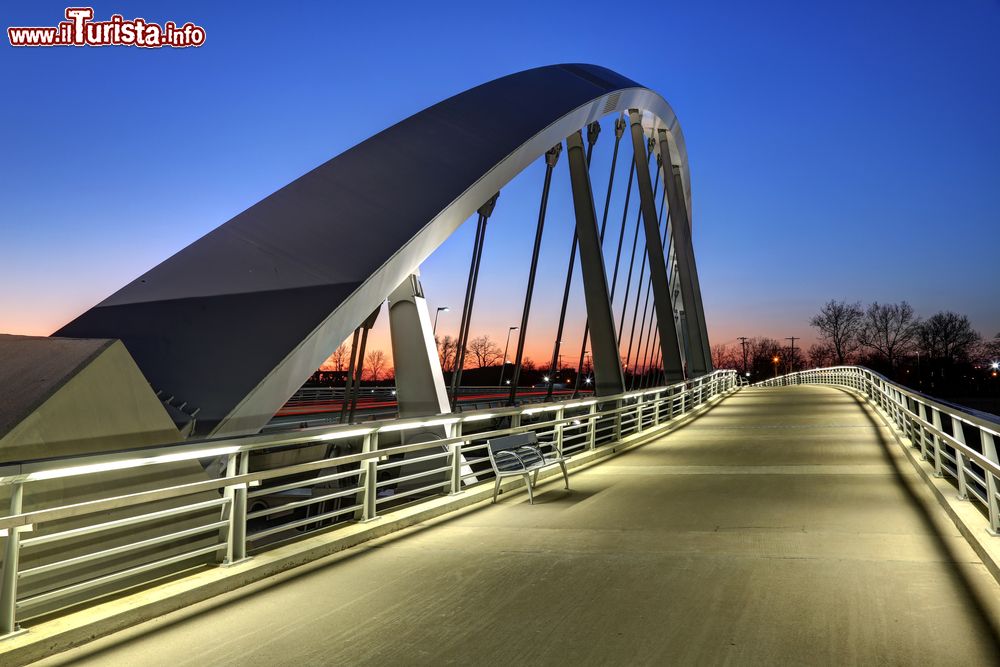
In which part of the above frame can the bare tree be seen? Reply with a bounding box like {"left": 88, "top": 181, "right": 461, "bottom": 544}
{"left": 858, "top": 301, "right": 920, "bottom": 369}
{"left": 364, "top": 349, "right": 387, "bottom": 382}
{"left": 918, "top": 311, "right": 981, "bottom": 363}
{"left": 436, "top": 335, "right": 459, "bottom": 372}
{"left": 747, "top": 337, "right": 784, "bottom": 378}
{"left": 468, "top": 335, "right": 503, "bottom": 368}
{"left": 808, "top": 342, "right": 839, "bottom": 368}
{"left": 334, "top": 343, "right": 350, "bottom": 372}
{"left": 809, "top": 300, "right": 863, "bottom": 364}
{"left": 319, "top": 343, "right": 350, "bottom": 372}
{"left": 979, "top": 333, "right": 1000, "bottom": 362}
{"left": 711, "top": 343, "right": 741, "bottom": 369}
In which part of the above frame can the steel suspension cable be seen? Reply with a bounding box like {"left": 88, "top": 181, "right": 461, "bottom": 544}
{"left": 643, "top": 327, "right": 661, "bottom": 388}
{"left": 571, "top": 116, "right": 626, "bottom": 396}
{"left": 338, "top": 327, "right": 362, "bottom": 423}
{"left": 637, "top": 312, "right": 657, "bottom": 389}
{"left": 616, "top": 141, "right": 658, "bottom": 347}
{"left": 623, "top": 252, "right": 647, "bottom": 386}
{"left": 348, "top": 324, "right": 371, "bottom": 422}
{"left": 633, "top": 199, "right": 670, "bottom": 390}
{"left": 630, "top": 272, "right": 654, "bottom": 390}
{"left": 508, "top": 144, "right": 562, "bottom": 405}
{"left": 607, "top": 162, "right": 636, "bottom": 304}
{"left": 546, "top": 123, "right": 600, "bottom": 400}
{"left": 450, "top": 194, "right": 499, "bottom": 408}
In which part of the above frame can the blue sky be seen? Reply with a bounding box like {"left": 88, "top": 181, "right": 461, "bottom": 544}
{"left": 2, "top": 0, "right": 998, "bottom": 364}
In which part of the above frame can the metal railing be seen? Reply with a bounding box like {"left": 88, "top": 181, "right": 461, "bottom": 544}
{"left": 757, "top": 366, "right": 1000, "bottom": 535}
{"left": 268, "top": 385, "right": 598, "bottom": 429}
{"left": 0, "top": 370, "right": 737, "bottom": 636}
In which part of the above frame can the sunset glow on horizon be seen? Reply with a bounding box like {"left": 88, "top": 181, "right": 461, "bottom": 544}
{"left": 3, "top": 1, "right": 998, "bottom": 378}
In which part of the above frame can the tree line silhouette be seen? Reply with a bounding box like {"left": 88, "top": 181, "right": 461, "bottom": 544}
{"left": 712, "top": 300, "right": 1000, "bottom": 407}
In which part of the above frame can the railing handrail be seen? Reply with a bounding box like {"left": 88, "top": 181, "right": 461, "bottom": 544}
{"left": 0, "top": 369, "right": 739, "bottom": 634}
{"left": 755, "top": 366, "right": 1000, "bottom": 511}
{"left": 0, "top": 373, "right": 721, "bottom": 486}
{"left": 0, "top": 371, "right": 730, "bottom": 512}
{"left": 757, "top": 366, "right": 1000, "bottom": 437}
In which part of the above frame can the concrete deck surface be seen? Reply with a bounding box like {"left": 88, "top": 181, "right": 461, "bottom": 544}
{"left": 36, "top": 386, "right": 1000, "bottom": 665}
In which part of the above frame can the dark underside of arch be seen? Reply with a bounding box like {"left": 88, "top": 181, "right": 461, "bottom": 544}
{"left": 56, "top": 64, "right": 643, "bottom": 435}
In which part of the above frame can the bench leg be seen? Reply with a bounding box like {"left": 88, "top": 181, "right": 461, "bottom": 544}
{"left": 523, "top": 473, "right": 534, "bottom": 504}
{"left": 492, "top": 476, "right": 502, "bottom": 504}
{"left": 559, "top": 461, "right": 569, "bottom": 489}
{"left": 531, "top": 469, "right": 539, "bottom": 487}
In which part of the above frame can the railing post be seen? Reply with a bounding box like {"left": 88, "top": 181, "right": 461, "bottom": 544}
{"left": 981, "top": 430, "right": 1000, "bottom": 534}
{"left": 636, "top": 396, "right": 644, "bottom": 433}
{"left": 614, "top": 399, "right": 622, "bottom": 441}
{"left": 222, "top": 452, "right": 248, "bottom": 565}
{"left": 588, "top": 403, "right": 598, "bottom": 449}
{"left": 951, "top": 416, "right": 968, "bottom": 500}
{"left": 233, "top": 452, "right": 248, "bottom": 562}
{"left": 900, "top": 396, "right": 913, "bottom": 442}
{"left": 361, "top": 432, "right": 379, "bottom": 522}
{"left": 1, "top": 483, "right": 24, "bottom": 636}
{"left": 555, "top": 407, "right": 566, "bottom": 454}
{"left": 916, "top": 402, "right": 930, "bottom": 460}
{"left": 653, "top": 390, "right": 662, "bottom": 425}
{"left": 931, "top": 409, "right": 943, "bottom": 477}
{"left": 448, "top": 421, "right": 463, "bottom": 495}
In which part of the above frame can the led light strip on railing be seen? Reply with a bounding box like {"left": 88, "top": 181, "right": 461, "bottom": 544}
{"left": 2, "top": 378, "right": 726, "bottom": 487}
{"left": 0, "top": 371, "right": 739, "bottom": 635}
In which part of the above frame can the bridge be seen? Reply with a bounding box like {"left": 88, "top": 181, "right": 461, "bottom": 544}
{"left": 1, "top": 66, "right": 998, "bottom": 664}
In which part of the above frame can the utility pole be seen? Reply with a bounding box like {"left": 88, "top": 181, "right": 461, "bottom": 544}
{"left": 785, "top": 336, "right": 799, "bottom": 374}
{"left": 738, "top": 336, "right": 749, "bottom": 377}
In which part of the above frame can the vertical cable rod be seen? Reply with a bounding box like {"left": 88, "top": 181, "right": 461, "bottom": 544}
{"left": 637, "top": 313, "right": 658, "bottom": 389}
{"left": 630, "top": 276, "right": 654, "bottom": 390}
{"left": 450, "top": 194, "right": 499, "bottom": 408}
{"left": 339, "top": 327, "right": 362, "bottom": 423}
{"left": 617, "top": 140, "right": 658, "bottom": 347}
{"left": 546, "top": 124, "right": 600, "bottom": 400}
{"left": 509, "top": 145, "right": 561, "bottom": 405}
{"left": 572, "top": 116, "right": 626, "bottom": 396}
{"left": 633, "top": 190, "right": 670, "bottom": 389}
{"left": 347, "top": 324, "right": 371, "bottom": 423}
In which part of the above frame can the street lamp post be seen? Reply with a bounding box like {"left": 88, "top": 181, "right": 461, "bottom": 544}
{"left": 772, "top": 355, "right": 780, "bottom": 378}
{"left": 498, "top": 326, "right": 518, "bottom": 388}
{"left": 433, "top": 306, "right": 449, "bottom": 335}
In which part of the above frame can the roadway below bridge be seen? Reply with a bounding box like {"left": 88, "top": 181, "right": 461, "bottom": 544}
{"left": 38, "top": 386, "right": 1000, "bottom": 665}
{"left": 268, "top": 388, "right": 592, "bottom": 428}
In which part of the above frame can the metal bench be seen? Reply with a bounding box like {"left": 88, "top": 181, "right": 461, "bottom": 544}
{"left": 487, "top": 431, "right": 569, "bottom": 504}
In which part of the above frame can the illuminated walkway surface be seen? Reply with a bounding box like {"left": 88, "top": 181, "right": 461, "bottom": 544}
{"left": 38, "top": 387, "right": 1000, "bottom": 665}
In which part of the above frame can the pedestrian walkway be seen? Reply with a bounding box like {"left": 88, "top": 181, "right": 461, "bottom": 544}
{"left": 36, "top": 386, "right": 1000, "bottom": 666}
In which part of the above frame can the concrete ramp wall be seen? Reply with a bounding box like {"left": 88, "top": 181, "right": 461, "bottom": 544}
{"left": 0, "top": 335, "right": 180, "bottom": 462}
